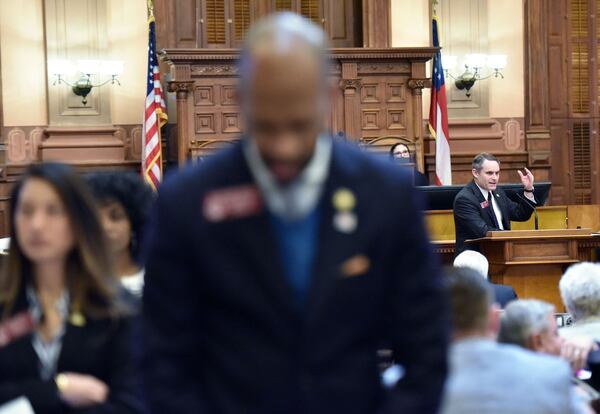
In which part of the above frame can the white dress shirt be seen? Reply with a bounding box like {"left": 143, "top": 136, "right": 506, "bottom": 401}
{"left": 475, "top": 184, "right": 505, "bottom": 230}
{"left": 475, "top": 184, "right": 536, "bottom": 230}
{"left": 243, "top": 135, "right": 332, "bottom": 221}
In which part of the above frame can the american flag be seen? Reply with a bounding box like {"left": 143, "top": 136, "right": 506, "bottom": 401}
{"left": 142, "top": 3, "right": 168, "bottom": 191}
{"left": 428, "top": 17, "right": 452, "bottom": 186}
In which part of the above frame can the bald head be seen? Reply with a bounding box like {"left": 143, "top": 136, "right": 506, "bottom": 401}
{"left": 238, "top": 13, "right": 331, "bottom": 184}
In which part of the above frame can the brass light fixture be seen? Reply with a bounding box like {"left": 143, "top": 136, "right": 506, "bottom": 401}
{"left": 49, "top": 59, "right": 123, "bottom": 105}
{"left": 441, "top": 54, "right": 506, "bottom": 97}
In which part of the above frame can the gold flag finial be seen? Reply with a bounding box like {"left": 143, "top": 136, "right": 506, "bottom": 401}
{"left": 432, "top": 0, "right": 439, "bottom": 15}
{"left": 147, "top": 0, "right": 155, "bottom": 17}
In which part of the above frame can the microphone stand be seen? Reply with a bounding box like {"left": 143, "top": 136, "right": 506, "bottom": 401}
{"left": 516, "top": 192, "right": 539, "bottom": 230}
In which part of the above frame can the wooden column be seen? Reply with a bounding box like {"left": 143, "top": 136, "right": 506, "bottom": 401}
{"left": 168, "top": 81, "right": 194, "bottom": 166}
{"left": 362, "top": 0, "right": 391, "bottom": 48}
{"left": 340, "top": 62, "right": 361, "bottom": 141}
{"left": 523, "top": 0, "right": 552, "bottom": 185}
{"left": 408, "top": 77, "right": 431, "bottom": 174}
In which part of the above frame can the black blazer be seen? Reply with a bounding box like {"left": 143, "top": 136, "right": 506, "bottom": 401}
{"left": 0, "top": 295, "right": 142, "bottom": 414}
{"left": 453, "top": 180, "right": 535, "bottom": 254}
{"left": 491, "top": 283, "right": 518, "bottom": 308}
{"left": 142, "top": 139, "right": 449, "bottom": 414}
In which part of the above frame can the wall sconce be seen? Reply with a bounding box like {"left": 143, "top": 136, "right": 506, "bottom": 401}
{"left": 441, "top": 54, "right": 506, "bottom": 97}
{"left": 49, "top": 59, "right": 123, "bottom": 105}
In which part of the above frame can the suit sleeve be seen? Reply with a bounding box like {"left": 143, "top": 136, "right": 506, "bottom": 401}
{"left": 140, "top": 183, "right": 210, "bottom": 413}
{"left": 75, "top": 318, "right": 144, "bottom": 414}
{"left": 0, "top": 377, "right": 62, "bottom": 413}
{"left": 379, "top": 174, "right": 449, "bottom": 414}
{"left": 506, "top": 194, "right": 535, "bottom": 223}
{"left": 454, "top": 194, "right": 497, "bottom": 238}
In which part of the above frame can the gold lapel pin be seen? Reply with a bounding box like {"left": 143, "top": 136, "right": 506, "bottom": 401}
{"left": 69, "top": 311, "right": 86, "bottom": 327}
{"left": 333, "top": 188, "right": 356, "bottom": 212}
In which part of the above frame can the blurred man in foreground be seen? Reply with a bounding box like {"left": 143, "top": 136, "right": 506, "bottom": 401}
{"left": 141, "top": 12, "right": 447, "bottom": 414}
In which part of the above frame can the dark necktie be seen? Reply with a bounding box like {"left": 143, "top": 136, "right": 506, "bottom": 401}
{"left": 488, "top": 192, "right": 501, "bottom": 229}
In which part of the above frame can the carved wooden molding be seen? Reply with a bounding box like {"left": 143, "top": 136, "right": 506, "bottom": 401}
{"left": 408, "top": 79, "right": 432, "bottom": 90}
{"left": 339, "top": 79, "right": 362, "bottom": 91}
{"left": 357, "top": 62, "right": 411, "bottom": 75}
{"left": 161, "top": 48, "right": 439, "bottom": 68}
{"left": 168, "top": 81, "right": 195, "bottom": 95}
{"left": 191, "top": 65, "right": 239, "bottom": 76}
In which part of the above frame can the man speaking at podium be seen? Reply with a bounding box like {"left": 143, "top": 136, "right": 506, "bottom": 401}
{"left": 453, "top": 153, "right": 536, "bottom": 254}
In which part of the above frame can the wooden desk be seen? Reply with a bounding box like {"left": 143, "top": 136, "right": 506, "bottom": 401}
{"left": 468, "top": 229, "right": 600, "bottom": 310}
{"left": 426, "top": 205, "right": 600, "bottom": 263}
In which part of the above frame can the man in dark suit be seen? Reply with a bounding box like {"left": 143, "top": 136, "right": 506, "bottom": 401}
{"left": 453, "top": 250, "right": 518, "bottom": 308}
{"left": 453, "top": 152, "right": 536, "bottom": 254}
{"left": 141, "top": 13, "right": 448, "bottom": 414}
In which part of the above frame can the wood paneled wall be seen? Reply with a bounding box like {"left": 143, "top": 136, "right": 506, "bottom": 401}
{"left": 525, "top": 0, "right": 600, "bottom": 205}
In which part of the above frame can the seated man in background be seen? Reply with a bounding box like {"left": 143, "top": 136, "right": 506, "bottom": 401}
{"left": 441, "top": 267, "right": 580, "bottom": 414}
{"left": 453, "top": 153, "right": 536, "bottom": 254}
{"left": 453, "top": 250, "right": 517, "bottom": 308}
{"left": 559, "top": 262, "right": 600, "bottom": 342}
{"left": 499, "top": 299, "right": 598, "bottom": 410}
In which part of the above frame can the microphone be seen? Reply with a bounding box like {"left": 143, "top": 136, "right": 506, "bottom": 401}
{"left": 516, "top": 192, "right": 539, "bottom": 230}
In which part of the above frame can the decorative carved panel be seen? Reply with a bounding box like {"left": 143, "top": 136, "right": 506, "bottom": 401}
{"left": 194, "top": 86, "right": 215, "bottom": 106}
{"left": 387, "top": 109, "right": 406, "bottom": 130}
{"left": 360, "top": 83, "right": 380, "bottom": 103}
{"left": 361, "top": 109, "right": 381, "bottom": 130}
{"left": 386, "top": 82, "right": 406, "bottom": 103}
{"left": 222, "top": 113, "right": 242, "bottom": 133}
{"left": 195, "top": 114, "right": 216, "bottom": 134}
{"left": 161, "top": 48, "right": 434, "bottom": 168}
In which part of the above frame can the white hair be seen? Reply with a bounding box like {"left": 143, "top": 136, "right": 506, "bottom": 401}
{"left": 498, "top": 299, "right": 555, "bottom": 348}
{"left": 559, "top": 262, "right": 600, "bottom": 321}
{"left": 453, "top": 250, "right": 489, "bottom": 279}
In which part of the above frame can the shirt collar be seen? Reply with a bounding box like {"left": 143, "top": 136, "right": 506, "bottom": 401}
{"left": 244, "top": 134, "right": 332, "bottom": 220}
{"left": 475, "top": 182, "right": 491, "bottom": 199}
{"left": 26, "top": 285, "right": 70, "bottom": 324}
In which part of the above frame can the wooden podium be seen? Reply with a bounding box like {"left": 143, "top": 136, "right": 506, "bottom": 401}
{"left": 468, "top": 229, "right": 600, "bottom": 310}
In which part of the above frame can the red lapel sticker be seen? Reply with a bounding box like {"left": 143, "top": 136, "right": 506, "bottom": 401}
{"left": 0, "top": 311, "right": 35, "bottom": 348}
{"left": 203, "top": 184, "right": 263, "bottom": 222}
{"left": 480, "top": 200, "right": 489, "bottom": 209}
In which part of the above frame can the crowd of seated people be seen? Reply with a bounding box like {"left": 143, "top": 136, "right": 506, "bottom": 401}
{"left": 559, "top": 262, "right": 600, "bottom": 342}
{"left": 1, "top": 162, "right": 600, "bottom": 413}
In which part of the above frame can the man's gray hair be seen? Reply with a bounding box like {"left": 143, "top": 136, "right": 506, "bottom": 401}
{"left": 559, "top": 262, "right": 600, "bottom": 322}
{"left": 498, "top": 299, "right": 555, "bottom": 348}
{"left": 472, "top": 153, "right": 500, "bottom": 172}
{"left": 453, "top": 250, "right": 489, "bottom": 279}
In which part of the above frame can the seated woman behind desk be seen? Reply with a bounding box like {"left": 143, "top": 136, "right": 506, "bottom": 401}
{"left": 389, "top": 143, "right": 429, "bottom": 186}
{"left": 87, "top": 172, "right": 154, "bottom": 298}
{"left": 0, "top": 164, "right": 141, "bottom": 414}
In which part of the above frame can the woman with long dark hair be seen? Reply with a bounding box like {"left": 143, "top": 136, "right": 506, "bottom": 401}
{"left": 0, "top": 163, "right": 141, "bottom": 413}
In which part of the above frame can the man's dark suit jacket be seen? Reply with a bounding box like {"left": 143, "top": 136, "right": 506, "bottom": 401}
{"left": 453, "top": 180, "right": 535, "bottom": 254}
{"left": 491, "top": 283, "right": 518, "bottom": 308}
{"left": 142, "top": 139, "right": 448, "bottom": 414}
{"left": 0, "top": 294, "right": 142, "bottom": 414}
